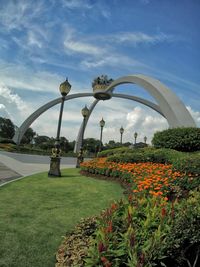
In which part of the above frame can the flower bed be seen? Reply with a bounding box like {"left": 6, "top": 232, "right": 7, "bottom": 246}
{"left": 56, "top": 157, "right": 200, "bottom": 266}
{"left": 84, "top": 190, "right": 200, "bottom": 267}
{"left": 81, "top": 158, "right": 192, "bottom": 199}
{"left": 79, "top": 157, "right": 200, "bottom": 266}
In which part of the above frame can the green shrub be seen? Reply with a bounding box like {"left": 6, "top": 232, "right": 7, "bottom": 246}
{"left": 0, "top": 138, "right": 16, "bottom": 144}
{"left": 106, "top": 148, "right": 181, "bottom": 164}
{"left": 152, "top": 127, "right": 200, "bottom": 152}
{"left": 172, "top": 154, "right": 200, "bottom": 176}
{"left": 98, "top": 147, "right": 130, "bottom": 157}
{"left": 0, "top": 143, "right": 16, "bottom": 152}
{"left": 161, "top": 190, "right": 200, "bottom": 267}
{"left": 107, "top": 152, "right": 146, "bottom": 163}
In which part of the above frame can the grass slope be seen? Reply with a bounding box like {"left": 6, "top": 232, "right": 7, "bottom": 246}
{"left": 0, "top": 168, "right": 123, "bottom": 267}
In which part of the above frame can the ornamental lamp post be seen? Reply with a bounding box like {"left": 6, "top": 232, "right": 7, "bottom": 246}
{"left": 76, "top": 105, "right": 89, "bottom": 168}
{"left": 120, "top": 126, "right": 124, "bottom": 145}
{"left": 99, "top": 118, "right": 105, "bottom": 152}
{"left": 48, "top": 78, "right": 71, "bottom": 177}
{"left": 134, "top": 132, "right": 138, "bottom": 145}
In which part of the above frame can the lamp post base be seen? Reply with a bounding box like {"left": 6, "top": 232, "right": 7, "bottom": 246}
{"left": 48, "top": 157, "right": 61, "bottom": 177}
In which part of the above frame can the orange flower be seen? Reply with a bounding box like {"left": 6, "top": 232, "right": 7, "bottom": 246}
{"left": 81, "top": 158, "right": 184, "bottom": 201}
{"left": 111, "top": 203, "right": 117, "bottom": 210}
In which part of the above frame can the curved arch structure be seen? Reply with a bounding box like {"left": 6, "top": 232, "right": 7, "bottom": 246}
{"left": 105, "top": 74, "right": 196, "bottom": 128}
{"left": 74, "top": 93, "right": 165, "bottom": 152}
{"left": 13, "top": 74, "right": 196, "bottom": 146}
{"left": 12, "top": 93, "right": 94, "bottom": 144}
{"left": 13, "top": 91, "right": 162, "bottom": 145}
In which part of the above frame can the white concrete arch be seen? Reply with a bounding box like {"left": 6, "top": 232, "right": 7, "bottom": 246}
{"left": 104, "top": 74, "right": 196, "bottom": 128}
{"left": 12, "top": 74, "right": 196, "bottom": 146}
{"left": 12, "top": 93, "right": 94, "bottom": 144}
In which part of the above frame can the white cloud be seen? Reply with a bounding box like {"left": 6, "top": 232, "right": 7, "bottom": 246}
{"left": 125, "top": 106, "right": 168, "bottom": 143}
{"left": 0, "top": 1, "right": 44, "bottom": 32}
{"left": 63, "top": 26, "right": 172, "bottom": 70}
{"left": 81, "top": 54, "right": 141, "bottom": 69}
{"left": 63, "top": 25, "right": 105, "bottom": 57}
{"left": 0, "top": 59, "right": 93, "bottom": 98}
{"left": 27, "top": 31, "right": 43, "bottom": 48}
{"left": 0, "top": 62, "right": 62, "bottom": 92}
{"left": 0, "top": 83, "right": 27, "bottom": 112}
{"left": 110, "top": 32, "right": 174, "bottom": 46}
{"left": 0, "top": 82, "right": 32, "bottom": 125}
{"left": 187, "top": 106, "right": 200, "bottom": 126}
{"left": 61, "top": 0, "right": 92, "bottom": 9}
{"left": 126, "top": 107, "right": 143, "bottom": 128}
{"left": 64, "top": 40, "right": 104, "bottom": 56}
{"left": 0, "top": 103, "right": 11, "bottom": 118}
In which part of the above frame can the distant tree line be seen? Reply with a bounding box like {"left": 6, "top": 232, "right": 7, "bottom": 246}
{"left": 0, "top": 116, "right": 133, "bottom": 154}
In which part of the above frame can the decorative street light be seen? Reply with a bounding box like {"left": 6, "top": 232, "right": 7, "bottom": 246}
{"left": 134, "top": 132, "right": 138, "bottom": 145}
{"left": 48, "top": 78, "right": 71, "bottom": 177}
{"left": 99, "top": 118, "right": 105, "bottom": 152}
{"left": 144, "top": 136, "right": 147, "bottom": 144}
{"left": 120, "top": 126, "right": 124, "bottom": 144}
{"left": 76, "top": 105, "right": 89, "bottom": 168}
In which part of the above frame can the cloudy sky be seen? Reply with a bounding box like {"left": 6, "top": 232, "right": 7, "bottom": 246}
{"left": 0, "top": 0, "right": 199, "bottom": 145}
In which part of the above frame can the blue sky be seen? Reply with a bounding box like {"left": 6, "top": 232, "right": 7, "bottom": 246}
{"left": 0, "top": 0, "right": 199, "bottom": 144}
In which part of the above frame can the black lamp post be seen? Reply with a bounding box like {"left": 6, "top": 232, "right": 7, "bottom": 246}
{"left": 144, "top": 136, "right": 147, "bottom": 144}
{"left": 99, "top": 118, "right": 105, "bottom": 152}
{"left": 134, "top": 132, "right": 138, "bottom": 145}
{"left": 48, "top": 78, "right": 71, "bottom": 177}
{"left": 76, "top": 105, "right": 89, "bottom": 168}
{"left": 120, "top": 126, "right": 124, "bottom": 144}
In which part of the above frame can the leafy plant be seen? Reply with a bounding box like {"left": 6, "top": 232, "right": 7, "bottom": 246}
{"left": 172, "top": 154, "right": 200, "bottom": 176}
{"left": 159, "top": 189, "right": 200, "bottom": 267}
{"left": 152, "top": 127, "right": 200, "bottom": 152}
{"left": 83, "top": 190, "right": 200, "bottom": 267}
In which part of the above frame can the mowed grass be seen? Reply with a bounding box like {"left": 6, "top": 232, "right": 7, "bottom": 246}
{"left": 0, "top": 168, "right": 124, "bottom": 267}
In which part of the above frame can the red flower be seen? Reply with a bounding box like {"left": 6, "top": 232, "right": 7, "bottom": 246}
{"left": 130, "top": 232, "right": 135, "bottom": 247}
{"left": 98, "top": 242, "right": 106, "bottom": 253}
{"left": 106, "top": 220, "right": 113, "bottom": 233}
{"left": 111, "top": 203, "right": 117, "bottom": 210}
{"left": 161, "top": 207, "right": 167, "bottom": 218}
{"left": 128, "top": 195, "right": 133, "bottom": 202}
{"left": 171, "top": 202, "right": 175, "bottom": 219}
{"left": 101, "top": 256, "right": 107, "bottom": 263}
{"left": 101, "top": 256, "right": 112, "bottom": 267}
{"left": 127, "top": 210, "right": 132, "bottom": 225}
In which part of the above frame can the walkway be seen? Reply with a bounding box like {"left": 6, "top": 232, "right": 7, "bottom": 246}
{"left": 0, "top": 151, "right": 76, "bottom": 185}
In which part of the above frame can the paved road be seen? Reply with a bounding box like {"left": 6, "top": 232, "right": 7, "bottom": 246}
{"left": 0, "top": 151, "right": 77, "bottom": 185}
{"left": 0, "top": 150, "right": 77, "bottom": 164}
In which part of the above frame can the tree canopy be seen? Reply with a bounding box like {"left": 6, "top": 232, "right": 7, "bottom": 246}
{"left": 0, "top": 117, "right": 15, "bottom": 139}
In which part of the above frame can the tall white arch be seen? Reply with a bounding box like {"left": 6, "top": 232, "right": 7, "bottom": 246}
{"left": 104, "top": 74, "right": 196, "bottom": 128}
{"left": 74, "top": 74, "right": 196, "bottom": 152}
{"left": 12, "top": 74, "right": 196, "bottom": 146}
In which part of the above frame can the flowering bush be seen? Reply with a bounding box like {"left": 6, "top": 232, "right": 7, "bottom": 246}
{"left": 84, "top": 190, "right": 200, "bottom": 267}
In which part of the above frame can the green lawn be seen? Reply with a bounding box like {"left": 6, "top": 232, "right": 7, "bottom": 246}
{"left": 0, "top": 168, "right": 123, "bottom": 267}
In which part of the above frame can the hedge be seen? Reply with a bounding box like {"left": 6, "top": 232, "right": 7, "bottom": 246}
{"left": 152, "top": 127, "right": 200, "bottom": 152}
